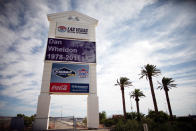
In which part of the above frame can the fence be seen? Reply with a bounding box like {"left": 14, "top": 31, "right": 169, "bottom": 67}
{"left": 0, "top": 117, "right": 25, "bottom": 131}
{"left": 0, "top": 116, "right": 87, "bottom": 131}
{"left": 49, "top": 116, "right": 86, "bottom": 130}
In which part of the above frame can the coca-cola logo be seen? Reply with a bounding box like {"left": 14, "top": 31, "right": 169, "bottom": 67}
{"left": 51, "top": 85, "right": 68, "bottom": 91}
{"left": 50, "top": 83, "right": 70, "bottom": 93}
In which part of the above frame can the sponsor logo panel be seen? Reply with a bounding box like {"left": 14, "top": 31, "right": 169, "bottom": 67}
{"left": 54, "top": 67, "right": 75, "bottom": 78}
{"left": 70, "top": 83, "right": 89, "bottom": 93}
{"left": 50, "top": 83, "right": 70, "bottom": 92}
{"left": 78, "top": 68, "right": 88, "bottom": 78}
{"left": 50, "top": 63, "right": 89, "bottom": 94}
{"left": 57, "top": 26, "right": 66, "bottom": 32}
{"left": 57, "top": 25, "right": 88, "bottom": 34}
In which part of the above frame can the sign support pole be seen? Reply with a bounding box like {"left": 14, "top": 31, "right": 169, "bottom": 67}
{"left": 33, "top": 93, "right": 51, "bottom": 130}
{"left": 33, "top": 62, "right": 52, "bottom": 130}
{"left": 87, "top": 95, "right": 99, "bottom": 128}
{"left": 87, "top": 64, "right": 99, "bottom": 128}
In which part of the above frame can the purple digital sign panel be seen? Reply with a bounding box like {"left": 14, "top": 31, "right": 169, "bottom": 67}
{"left": 45, "top": 38, "right": 96, "bottom": 63}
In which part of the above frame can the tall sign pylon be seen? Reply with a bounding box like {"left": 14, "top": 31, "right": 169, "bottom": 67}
{"left": 33, "top": 11, "right": 99, "bottom": 130}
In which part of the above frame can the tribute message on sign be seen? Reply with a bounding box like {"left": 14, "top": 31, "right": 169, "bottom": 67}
{"left": 45, "top": 38, "right": 96, "bottom": 63}
{"left": 50, "top": 63, "right": 89, "bottom": 93}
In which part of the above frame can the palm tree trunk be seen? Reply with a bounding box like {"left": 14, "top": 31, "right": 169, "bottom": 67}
{"left": 148, "top": 76, "right": 158, "bottom": 113}
{"left": 136, "top": 98, "right": 140, "bottom": 114}
{"left": 121, "top": 87, "right": 127, "bottom": 119}
{"left": 136, "top": 99, "right": 140, "bottom": 120}
{"left": 164, "top": 88, "right": 173, "bottom": 118}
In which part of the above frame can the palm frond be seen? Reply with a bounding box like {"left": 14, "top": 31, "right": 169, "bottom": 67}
{"left": 139, "top": 64, "right": 161, "bottom": 80}
{"left": 130, "top": 89, "right": 145, "bottom": 98}
{"left": 115, "top": 77, "right": 133, "bottom": 88}
{"left": 139, "top": 69, "right": 148, "bottom": 80}
{"left": 157, "top": 81, "right": 163, "bottom": 90}
{"left": 157, "top": 85, "right": 163, "bottom": 90}
{"left": 159, "top": 77, "right": 177, "bottom": 91}
{"left": 170, "top": 84, "right": 177, "bottom": 87}
{"left": 115, "top": 79, "right": 120, "bottom": 86}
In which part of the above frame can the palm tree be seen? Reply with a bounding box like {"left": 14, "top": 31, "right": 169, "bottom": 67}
{"left": 115, "top": 77, "right": 133, "bottom": 119}
{"left": 140, "top": 64, "right": 161, "bottom": 113}
{"left": 130, "top": 89, "right": 145, "bottom": 116}
{"left": 158, "top": 77, "right": 177, "bottom": 118}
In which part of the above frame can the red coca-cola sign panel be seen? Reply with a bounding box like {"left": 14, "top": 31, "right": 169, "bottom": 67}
{"left": 50, "top": 83, "right": 70, "bottom": 93}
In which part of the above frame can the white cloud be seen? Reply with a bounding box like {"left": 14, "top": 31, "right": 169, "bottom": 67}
{"left": 95, "top": 0, "right": 196, "bottom": 116}
{"left": 0, "top": 101, "right": 7, "bottom": 108}
{"left": 0, "top": 0, "right": 196, "bottom": 118}
{"left": 0, "top": 0, "right": 74, "bottom": 116}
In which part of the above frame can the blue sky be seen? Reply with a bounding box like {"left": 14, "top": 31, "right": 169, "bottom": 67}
{"left": 0, "top": 0, "right": 196, "bottom": 117}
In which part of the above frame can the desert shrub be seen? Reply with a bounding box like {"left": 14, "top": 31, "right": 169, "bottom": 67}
{"left": 103, "top": 114, "right": 125, "bottom": 127}
{"left": 104, "top": 118, "right": 116, "bottom": 127}
{"left": 111, "top": 120, "right": 142, "bottom": 131}
{"left": 99, "top": 111, "right": 107, "bottom": 124}
{"left": 146, "top": 110, "right": 169, "bottom": 123}
{"left": 111, "top": 119, "right": 125, "bottom": 131}
{"left": 176, "top": 116, "right": 193, "bottom": 122}
{"left": 175, "top": 121, "right": 196, "bottom": 131}
{"left": 143, "top": 119, "right": 196, "bottom": 131}
{"left": 127, "top": 112, "right": 145, "bottom": 120}
{"left": 17, "top": 114, "right": 35, "bottom": 127}
{"left": 125, "top": 120, "right": 142, "bottom": 130}
{"left": 82, "top": 117, "right": 87, "bottom": 124}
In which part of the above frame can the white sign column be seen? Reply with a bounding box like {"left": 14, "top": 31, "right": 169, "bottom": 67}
{"left": 88, "top": 64, "right": 99, "bottom": 128}
{"left": 33, "top": 62, "right": 52, "bottom": 130}
{"left": 33, "top": 11, "right": 99, "bottom": 130}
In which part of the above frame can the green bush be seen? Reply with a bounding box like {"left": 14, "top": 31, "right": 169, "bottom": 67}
{"left": 146, "top": 110, "right": 169, "bottom": 123}
{"left": 111, "top": 119, "right": 125, "bottom": 131}
{"left": 17, "top": 114, "right": 35, "bottom": 127}
{"left": 176, "top": 116, "right": 193, "bottom": 122}
{"left": 127, "top": 112, "right": 145, "bottom": 120}
{"left": 111, "top": 120, "right": 143, "bottom": 131}
{"left": 104, "top": 118, "right": 116, "bottom": 127}
{"left": 99, "top": 111, "right": 107, "bottom": 124}
{"left": 102, "top": 111, "right": 196, "bottom": 131}
{"left": 82, "top": 117, "right": 87, "bottom": 124}
{"left": 143, "top": 120, "right": 196, "bottom": 131}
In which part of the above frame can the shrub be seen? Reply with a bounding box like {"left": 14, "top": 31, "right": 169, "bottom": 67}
{"left": 111, "top": 120, "right": 142, "bottom": 131}
{"left": 104, "top": 118, "right": 116, "bottom": 127}
{"left": 111, "top": 119, "right": 125, "bottom": 131}
{"left": 82, "top": 117, "right": 87, "bottom": 124}
{"left": 143, "top": 118, "right": 196, "bottom": 131}
{"left": 176, "top": 116, "right": 193, "bottom": 122}
{"left": 146, "top": 110, "right": 169, "bottom": 123}
{"left": 16, "top": 114, "right": 35, "bottom": 127}
{"left": 127, "top": 112, "right": 145, "bottom": 120}
{"left": 99, "top": 111, "right": 106, "bottom": 124}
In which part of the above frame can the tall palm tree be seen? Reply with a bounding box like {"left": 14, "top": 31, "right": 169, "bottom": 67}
{"left": 158, "top": 77, "right": 177, "bottom": 118}
{"left": 115, "top": 77, "right": 133, "bottom": 119}
{"left": 140, "top": 64, "right": 161, "bottom": 113}
{"left": 130, "top": 89, "right": 145, "bottom": 116}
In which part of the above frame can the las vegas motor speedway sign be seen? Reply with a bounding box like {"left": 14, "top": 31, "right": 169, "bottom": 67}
{"left": 33, "top": 11, "right": 99, "bottom": 130}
